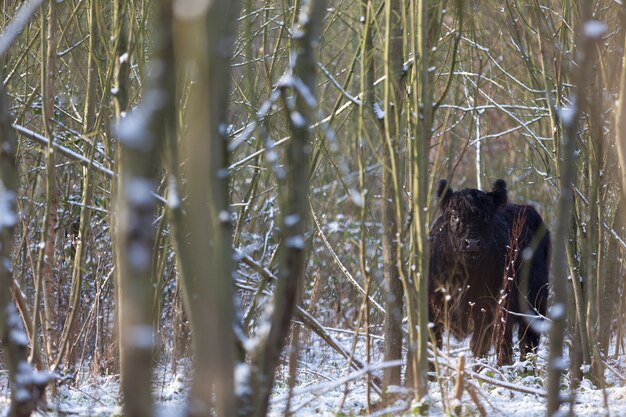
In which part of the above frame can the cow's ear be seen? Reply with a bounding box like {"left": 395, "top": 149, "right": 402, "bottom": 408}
{"left": 436, "top": 179, "right": 452, "bottom": 207}
{"left": 490, "top": 179, "right": 508, "bottom": 208}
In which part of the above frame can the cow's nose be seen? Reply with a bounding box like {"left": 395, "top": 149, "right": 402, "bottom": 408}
{"left": 463, "top": 238, "right": 481, "bottom": 253}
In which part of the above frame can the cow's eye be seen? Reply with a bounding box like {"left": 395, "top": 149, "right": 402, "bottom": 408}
{"left": 450, "top": 214, "right": 459, "bottom": 224}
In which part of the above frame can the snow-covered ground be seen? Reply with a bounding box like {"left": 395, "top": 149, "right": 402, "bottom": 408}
{"left": 265, "top": 333, "right": 626, "bottom": 417}
{"left": 1, "top": 333, "right": 625, "bottom": 416}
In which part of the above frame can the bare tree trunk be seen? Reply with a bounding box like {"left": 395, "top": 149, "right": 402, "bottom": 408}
{"left": 615, "top": 3, "right": 626, "bottom": 345}
{"left": 37, "top": 0, "right": 60, "bottom": 366}
{"left": 160, "top": 0, "right": 190, "bottom": 378}
{"left": 617, "top": 6, "right": 626, "bottom": 197}
{"left": 54, "top": 0, "right": 100, "bottom": 370}
{"left": 112, "top": 0, "right": 131, "bottom": 121}
{"left": 408, "top": 0, "right": 448, "bottom": 400}
{"left": 358, "top": 0, "right": 376, "bottom": 410}
{"left": 381, "top": 0, "right": 404, "bottom": 394}
{"left": 584, "top": 44, "right": 606, "bottom": 386}
{"left": 109, "top": 0, "right": 133, "bottom": 380}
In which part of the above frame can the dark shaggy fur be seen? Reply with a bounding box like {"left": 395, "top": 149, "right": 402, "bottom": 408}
{"left": 428, "top": 179, "right": 550, "bottom": 364}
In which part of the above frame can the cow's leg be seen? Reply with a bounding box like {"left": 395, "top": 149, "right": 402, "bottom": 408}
{"left": 426, "top": 297, "right": 446, "bottom": 378}
{"left": 428, "top": 294, "right": 444, "bottom": 349}
{"left": 470, "top": 307, "right": 493, "bottom": 358}
{"left": 519, "top": 275, "right": 547, "bottom": 361}
{"left": 519, "top": 319, "right": 540, "bottom": 361}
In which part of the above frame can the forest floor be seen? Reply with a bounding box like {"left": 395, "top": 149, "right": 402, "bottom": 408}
{"left": 1, "top": 333, "right": 625, "bottom": 416}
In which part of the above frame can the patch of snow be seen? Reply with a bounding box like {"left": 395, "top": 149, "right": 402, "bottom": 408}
{"left": 14, "top": 388, "right": 30, "bottom": 403}
{"left": 9, "top": 329, "right": 28, "bottom": 347}
{"left": 234, "top": 363, "right": 252, "bottom": 397}
{"left": 522, "top": 247, "right": 533, "bottom": 260}
{"left": 219, "top": 210, "right": 231, "bottom": 223}
{"left": 115, "top": 89, "right": 166, "bottom": 151}
{"left": 326, "top": 221, "right": 340, "bottom": 234}
{"left": 373, "top": 102, "right": 385, "bottom": 120}
{"left": 0, "top": 180, "right": 17, "bottom": 230}
{"left": 1, "top": 257, "right": 12, "bottom": 273}
{"left": 31, "top": 370, "right": 54, "bottom": 386}
{"left": 0, "top": 304, "right": 624, "bottom": 417}
{"left": 584, "top": 20, "right": 608, "bottom": 39}
{"left": 292, "top": 77, "right": 317, "bottom": 108}
{"left": 128, "top": 242, "right": 151, "bottom": 271}
{"left": 348, "top": 188, "right": 363, "bottom": 207}
{"left": 125, "top": 177, "right": 154, "bottom": 207}
{"left": 284, "top": 214, "right": 301, "bottom": 227}
{"left": 285, "top": 235, "right": 305, "bottom": 249}
{"left": 548, "top": 303, "right": 565, "bottom": 320}
{"left": 128, "top": 325, "right": 154, "bottom": 350}
{"left": 276, "top": 73, "right": 294, "bottom": 89}
{"left": 558, "top": 103, "right": 577, "bottom": 126}
{"left": 290, "top": 111, "right": 306, "bottom": 128}
{"left": 552, "top": 356, "right": 568, "bottom": 371}
{"left": 265, "top": 149, "right": 278, "bottom": 163}
{"left": 386, "top": 385, "right": 411, "bottom": 395}
{"left": 167, "top": 176, "right": 180, "bottom": 209}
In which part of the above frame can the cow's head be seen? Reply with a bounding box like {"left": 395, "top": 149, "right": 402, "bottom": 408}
{"left": 436, "top": 179, "right": 508, "bottom": 263}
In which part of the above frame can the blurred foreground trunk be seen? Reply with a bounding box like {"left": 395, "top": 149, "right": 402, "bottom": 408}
{"left": 547, "top": 4, "right": 603, "bottom": 414}
{"left": 0, "top": 68, "right": 50, "bottom": 417}
{"left": 115, "top": 1, "right": 175, "bottom": 416}
{"left": 174, "top": 2, "right": 241, "bottom": 417}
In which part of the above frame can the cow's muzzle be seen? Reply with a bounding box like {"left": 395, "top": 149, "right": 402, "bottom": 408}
{"left": 462, "top": 238, "right": 481, "bottom": 253}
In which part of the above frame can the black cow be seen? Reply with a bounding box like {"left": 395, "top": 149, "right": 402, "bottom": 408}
{"left": 428, "top": 179, "right": 550, "bottom": 365}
